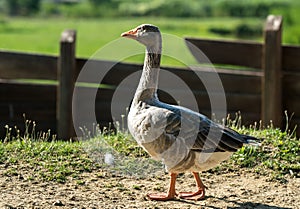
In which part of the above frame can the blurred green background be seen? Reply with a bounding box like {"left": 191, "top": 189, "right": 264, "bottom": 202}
{"left": 0, "top": 0, "right": 299, "bottom": 65}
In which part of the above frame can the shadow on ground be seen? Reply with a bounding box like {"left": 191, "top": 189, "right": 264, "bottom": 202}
{"left": 171, "top": 195, "right": 293, "bottom": 209}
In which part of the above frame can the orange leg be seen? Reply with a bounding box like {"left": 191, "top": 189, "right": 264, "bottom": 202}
{"left": 179, "top": 172, "right": 206, "bottom": 200}
{"left": 147, "top": 173, "right": 177, "bottom": 201}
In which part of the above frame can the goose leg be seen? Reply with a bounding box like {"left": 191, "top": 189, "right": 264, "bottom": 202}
{"left": 179, "top": 172, "right": 206, "bottom": 200}
{"left": 147, "top": 173, "right": 177, "bottom": 201}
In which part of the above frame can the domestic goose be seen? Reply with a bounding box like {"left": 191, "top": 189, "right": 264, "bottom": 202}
{"left": 121, "top": 24, "right": 258, "bottom": 201}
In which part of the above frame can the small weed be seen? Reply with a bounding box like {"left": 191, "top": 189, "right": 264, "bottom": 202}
{"left": 117, "top": 186, "right": 128, "bottom": 192}
{"left": 96, "top": 172, "right": 106, "bottom": 178}
{"left": 132, "top": 185, "right": 142, "bottom": 190}
{"left": 3, "top": 167, "right": 18, "bottom": 176}
{"left": 153, "top": 184, "right": 163, "bottom": 191}
{"left": 104, "top": 182, "right": 124, "bottom": 189}
{"left": 76, "top": 180, "right": 85, "bottom": 185}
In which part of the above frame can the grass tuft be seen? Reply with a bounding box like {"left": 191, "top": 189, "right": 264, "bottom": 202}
{"left": 1, "top": 113, "right": 299, "bottom": 183}
{"left": 216, "top": 112, "right": 300, "bottom": 181}
{"left": 1, "top": 119, "right": 94, "bottom": 183}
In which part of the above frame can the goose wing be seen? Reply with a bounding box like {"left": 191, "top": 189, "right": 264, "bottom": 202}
{"left": 163, "top": 104, "right": 246, "bottom": 153}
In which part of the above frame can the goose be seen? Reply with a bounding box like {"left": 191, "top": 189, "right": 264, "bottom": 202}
{"left": 121, "top": 24, "right": 258, "bottom": 201}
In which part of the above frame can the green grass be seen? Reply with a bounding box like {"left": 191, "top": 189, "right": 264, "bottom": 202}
{"left": 1, "top": 16, "right": 300, "bottom": 68}
{"left": 221, "top": 114, "right": 300, "bottom": 182}
{"left": 1, "top": 116, "right": 299, "bottom": 183}
{"left": 0, "top": 139, "right": 93, "bottom": 183}
{"left": 0, "top": 17, "right": 264, "bottom": 67}
{"left": 1, "top": 121, "right": 94, "bottom": 183}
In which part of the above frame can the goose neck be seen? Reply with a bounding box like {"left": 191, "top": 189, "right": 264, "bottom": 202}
{"left": 134, "top": 47, "right": 161, "bottom": 103}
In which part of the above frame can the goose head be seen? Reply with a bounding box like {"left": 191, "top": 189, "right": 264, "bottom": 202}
{"left": 121, "top": 24, "right": 161, "bottom": 52}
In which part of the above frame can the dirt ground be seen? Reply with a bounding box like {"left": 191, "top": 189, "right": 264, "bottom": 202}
{"left": 0, "top": 168, "right": 299, "bottom": 209}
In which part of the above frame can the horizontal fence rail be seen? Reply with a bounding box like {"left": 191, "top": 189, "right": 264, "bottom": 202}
{"left": 185, "top": 38, "right": 263, "bottom": 69}
{"left": 0, "top": 15, "right": 300, "bottom": 139}
{"left": 0, "top": 50, "right": 57, "bottom": 80}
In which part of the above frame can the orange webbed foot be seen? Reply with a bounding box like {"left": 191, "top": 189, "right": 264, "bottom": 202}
{"left": 147, "top": 193, "right": 176, "bottom": 201}
{"left": 179, "top": 189, "right": 205, "bottom": 200}
{"left": 147, "top": 173, "right": 178, "bottom": 201}
{"left": 178, "top": 172, "right": 207, "bottom": 201}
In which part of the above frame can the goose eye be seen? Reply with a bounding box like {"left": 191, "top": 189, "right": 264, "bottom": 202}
{"left": 139, "top": 26, "right": 146, "bottom": 32}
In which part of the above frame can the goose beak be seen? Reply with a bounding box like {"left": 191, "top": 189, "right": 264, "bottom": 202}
{"left": 121, "top": 28, "right": 138, "bottom": 39}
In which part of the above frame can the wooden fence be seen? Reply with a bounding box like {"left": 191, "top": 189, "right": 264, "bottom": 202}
{"left": 0, "top": 15, "right": 299, "bottom": 139}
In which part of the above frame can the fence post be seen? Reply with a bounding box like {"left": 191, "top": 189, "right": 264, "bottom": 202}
{"left": 262, "top": 15, "right": 283, "bottom": 127}
{"left": 57, "top": 29, "right": 76, "bottom": 140}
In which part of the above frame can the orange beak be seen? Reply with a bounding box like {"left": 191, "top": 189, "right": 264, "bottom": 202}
{"left": 121, "top": 28, "right": 138, "bottom": 39}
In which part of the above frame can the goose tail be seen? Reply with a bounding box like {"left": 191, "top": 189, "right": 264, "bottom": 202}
{"left": 242, "top": 134, "right": 261, "bottom": 147}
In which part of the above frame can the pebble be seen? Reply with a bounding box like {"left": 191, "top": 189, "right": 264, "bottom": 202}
{"left": 53, "top": 200, "right": 64, "bottom": 206}
{"left": 69, "top": 195, "right": 76, "bottom": 201}
{"left": 18, "top": 174, "right": 24, "bottom": 180}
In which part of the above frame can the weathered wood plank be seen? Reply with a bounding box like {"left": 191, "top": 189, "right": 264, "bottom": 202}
{"left": 0, "top": 82, "right": 56, "bottom": 102}
{"left": 0, "top": 50, "right": 57, "bottom": 79}
{"left": 283, "top": 73, "right": 300, "bottom": 96}
{"left": 282, "top": 45, "right": 300, "bottom": 72}
{"left": 71, "top": 83, "right": 262, "bottom": 123}
{"left": 93, "top": 84, "right": 261, "bottom": 109}
{"left": 0, "top": 82, "right": 56, "bottom": 126}
{"left": 283, "top": 97, "right": 300, "bottom": 116}
{"left": 278, "top": 45, "right": 300, "bottom": 131}
{"left": 76, "top": 59, "right": 262, "bottom": 95}
{"left": 57, "top": 30, "right": 76, "bottom": 140}
{"left": 262, "top": 15, "right": 283, "bottom": 127}
{"left": 0, "top": 103, "right": 56, "bottom": 120}
{"left": 185, "top": 38, "right": 262, "bottom": 69}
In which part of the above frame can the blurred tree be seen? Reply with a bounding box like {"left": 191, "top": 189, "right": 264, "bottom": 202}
{"left": 5, "top": 0, "right": 41, "bottom": 16}
{"left": 6, "top": 0, "right": 19, "bottom": 15}
{"left": 88, "top": 0, "right": 111, "bottom": 7}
